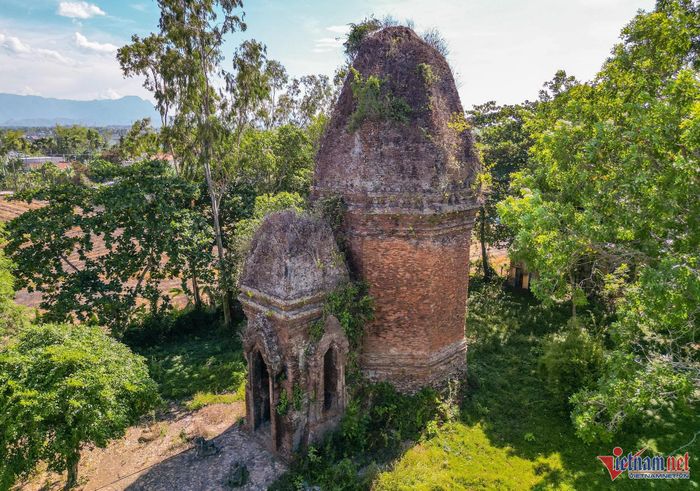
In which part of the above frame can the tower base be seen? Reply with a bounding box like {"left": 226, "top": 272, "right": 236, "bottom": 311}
{"left": 360, "top": 338, "right": 467, "bottom": 393}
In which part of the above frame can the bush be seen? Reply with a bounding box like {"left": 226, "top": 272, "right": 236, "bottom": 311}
{"left": 0, "top": 323, "right": 159, "bottom": 489}
{"left": 347, "top": 68, "right": 412, "bottom": 130}
{"left": 538, "top": 320, "right": 604, "bottom": 405}
{"left": 271, "top": 382, "right": 446, "bottom": 490}
{"left": 185, "top": 380, "right": 245, "bottom": 411}
{"left": 122, "top": 305, "right": 222, "bottom": 348}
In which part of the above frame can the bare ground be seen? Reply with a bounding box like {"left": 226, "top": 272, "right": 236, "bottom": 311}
{"left": 19, "top": 402, "right": 287, "bottom": 491}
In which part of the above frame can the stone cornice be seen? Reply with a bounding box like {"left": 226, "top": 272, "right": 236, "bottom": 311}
{"left": 312, "top": 187, "right": 483, "bottom": 215}
{"left": 361, "top": 338, "right": 467, "bottom": 371}
{"left": 238, "top": 285, "right": 325, "bottom": 321}
{"left": 345, "top": 207, "right": 477, "bottom": 239}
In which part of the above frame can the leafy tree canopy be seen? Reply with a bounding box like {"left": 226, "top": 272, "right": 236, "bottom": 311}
{"left": 468, "top": 100, "right": 535, "bottom": 278}
{"left": 0, "top": 323, "right": 159, "bottom": 489}
{"left": 498, "top": 0, "right": 699, "bottom": 441}
{"left": 6, "top": 160, "right": 214, "bottom": 334}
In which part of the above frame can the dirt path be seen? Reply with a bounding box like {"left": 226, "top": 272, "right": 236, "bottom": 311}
{"left": 20, "top": 402, "right": 287, "bottom": 491}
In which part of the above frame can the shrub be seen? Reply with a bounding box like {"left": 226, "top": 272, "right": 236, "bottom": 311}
{"left": 538, "top": 320, "right": 604, "bottom": 405}
{"left": 122, "top": 305, "right": 222, "bottom": 348}
{"left": 323, "top": 281, "right": 374, "bottom": 350}
{"left": 186, "top": 385, "right": 245, "bottom": 411}
{"left": 0, "top": 323, "right": 159, "bottom": 489}
{"left": 343, "top": 17, "right": 383, "bottom": 59}
{"left": 271, "top": 382, "right": 444, "bottom": 490}
{"left": 348, "top": 68, "right": 412, "bottom": 130}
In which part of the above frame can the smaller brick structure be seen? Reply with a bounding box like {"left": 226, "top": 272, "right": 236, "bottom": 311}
{"left": 508, "top": 261, "right": 538, "bottom": 291}
{"left": 238, "top": 210, "right": 349, "bottom": 459}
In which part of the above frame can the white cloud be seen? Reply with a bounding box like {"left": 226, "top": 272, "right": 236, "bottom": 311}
{"left": 74, "top": 32, "right": 118, "bottom": 53}
{"left": 311, "top": 25, "right": 350, "bottom": 53}
{"left": 0, "top": 33, "right": 31, "bottom": 54}
{"left": 0, "top": 28, "right": 149, "bottom": 102}
{"left": 326, "top": 25, "right": 350, "bottom": 35}
{"left": 58, "top": 2, "right": 106, "bottom": 19}
{"left": 0, "top": 32, "right": 70, "bottom": 64}
{"left": 98, "top": 88, "right": 121, "bottom": 99}
{"left": 17, "top": 86, "right": 40, "bottom": 96}
{"left": 313, "top": 37, "right": 343, "bottom": 54}
{"left": 35, "top": 48, "right": 71, "bottom": 64}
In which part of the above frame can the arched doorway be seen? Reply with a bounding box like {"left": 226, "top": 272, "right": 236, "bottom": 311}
{"left": 323, "top": 346, "right": 338, "bottom": 413}
{"left": 252, "top": 350, "right": 271, "bottom": 430}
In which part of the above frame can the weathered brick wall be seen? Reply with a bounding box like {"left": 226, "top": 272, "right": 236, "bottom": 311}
{"left": 342, "top": 209, "right": 476, "bottom": 391}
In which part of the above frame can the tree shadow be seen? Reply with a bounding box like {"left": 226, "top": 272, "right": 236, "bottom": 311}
{"left": 136, "top": 328, "right": 246, "bottom": 401}
{"left": 461, "top": 329, "right": 700, "bottom": 490}
{"left": 124, "top": 422, "right": 286, "bottom": 491}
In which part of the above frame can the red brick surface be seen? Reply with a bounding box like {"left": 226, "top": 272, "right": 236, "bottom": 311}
{"left": 343, "top": 209, "right": 476, "bottom": 391}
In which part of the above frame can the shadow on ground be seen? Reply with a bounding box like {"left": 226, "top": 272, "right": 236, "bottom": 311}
{"left": 125, "top": 422, "right": 286, "bottom": 491}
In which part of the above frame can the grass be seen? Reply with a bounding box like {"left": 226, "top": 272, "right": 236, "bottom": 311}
{"left": 186, "top": 381, "right": 246, "bottom": 410}
{"left": 373, "top": 282, "right": 700, "bottom": 490}
{"left": 134, "top": 324, "right": 247, "bottom": 405}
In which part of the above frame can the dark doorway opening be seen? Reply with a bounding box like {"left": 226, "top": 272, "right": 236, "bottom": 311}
{"left": 252, "top": 350, "right": 271, "bottom": 430}
{"left": 323, "top": 346, "right": 338, "bottom": 412}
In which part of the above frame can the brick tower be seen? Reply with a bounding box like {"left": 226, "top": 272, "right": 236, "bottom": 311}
{"left": 238, "top": 210, "right": 350, "bottom": 458}
{"left": 312, "top": 27, "right": 483, "bottom": 392}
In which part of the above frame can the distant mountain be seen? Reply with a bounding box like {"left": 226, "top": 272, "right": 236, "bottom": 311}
{"left": 0, "top": 93, "right": 160, "bottom": 127}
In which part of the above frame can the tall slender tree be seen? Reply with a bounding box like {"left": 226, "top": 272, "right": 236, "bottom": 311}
{"left": 119, "top": 0, "right": 249, "bottom": 327}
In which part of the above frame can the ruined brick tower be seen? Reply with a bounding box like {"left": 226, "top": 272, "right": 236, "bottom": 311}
{"left": 313, "top": 27, "right": 483, "bottom": 391}
{"left": 238, "top": 210, "right": 350, "bottom": 459}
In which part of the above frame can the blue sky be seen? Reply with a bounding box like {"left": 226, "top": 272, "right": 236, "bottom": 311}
{"left": 0, "top": 0, "right": 654, "bottom": 107}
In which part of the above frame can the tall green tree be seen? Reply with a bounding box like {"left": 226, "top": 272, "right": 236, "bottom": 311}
{"left": 54, "top": 125, "right": 106, "bottom": 160}
{"left": 468, "top": 101, "right": 534, "bottom": 279}
{"left": 119, "top": 1, "right": 279, "bottom": 327}
{"left": 0, "top": 130, "right": 30, "bottom": 191}
{"left": 0, "top": 225, "right": 28, "bottom": 341}
{"left": 113, "top": 118, "right": 161, "bottom": 162}
{"left": 0, "top": 323, "right": 159, "bottom": 489}
{"left": 498, "top": 0, "right": 699, "bottom": 440}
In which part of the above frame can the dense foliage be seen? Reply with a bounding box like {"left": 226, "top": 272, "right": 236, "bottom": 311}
{"left": 0, "top": 226, "right": 27, "bottom": 341}
{"left": 373, "top": 280, "right": 698, "bottom": 489}
{"left": 498, "top": 0, "right": 699, "bottom": 441}
{"left": 271, "top": 382, "right": 448, "bottom": 491}
{"left": 348, "top": 68, "right": 412, "bottom": 130}
{"left": 6, "top": 160, "right": 213, "bottom": 333}
{"left": 0, "top": 323, "right": 158, "bottom": 489}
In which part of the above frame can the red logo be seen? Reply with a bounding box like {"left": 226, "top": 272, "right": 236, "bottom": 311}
{"left": 597, "top": 447, "right": 645, "bottom": 480}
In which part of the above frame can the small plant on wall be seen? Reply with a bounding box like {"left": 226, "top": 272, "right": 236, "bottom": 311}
{"left": 347, "top": 68, "right": 412, "bottom": 130}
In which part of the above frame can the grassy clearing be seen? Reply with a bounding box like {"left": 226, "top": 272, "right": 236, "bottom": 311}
{"left": 134, "top": 324, "right": 247, "bottom": 405}
{"left": 375, "top": 282, "right": 700, "bottom": 490}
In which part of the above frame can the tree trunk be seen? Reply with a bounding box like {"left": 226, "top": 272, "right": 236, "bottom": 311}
{"left": 63, "top": 452, "right": 79, "bottom": 490}
{"left": 198, "top": 35, "right": 232, "bottom": 328}
{"left": 479, "top": 206, "right": 492, "bottom": 281}
{"left": 191, "top": 263, "right": 201, "bottom": 308}
{"left": 202, "top": 142, "right": 232, "bottom": 327}
{"left": 570, "top": 272, "right": 577, "bottom": 319}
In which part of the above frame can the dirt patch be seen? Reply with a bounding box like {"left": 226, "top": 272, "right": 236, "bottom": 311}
{"left": 20, "top": 402, "right": 286, "bottom": 491}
